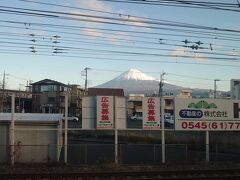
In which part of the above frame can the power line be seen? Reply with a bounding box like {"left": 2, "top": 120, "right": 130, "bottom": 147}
{"left": 0, "top": 2, "right": 238, "bottom": 65}
{"left": 0, "top": 32, "right": 238, "bottom": 58}
{"left": 0, "top": 39, "right": 239, "bottom": 62}
{"left": 1, "top": 22, "right": 240, "bottom": 58}
{"left": 0, "top": 5, "right": 240, "bottom": 35}
{"left": 100, "top": 0, "right": 240, "bottom": 12}
{"left": 0, "top": 50, "right": 240, "bottom": 68}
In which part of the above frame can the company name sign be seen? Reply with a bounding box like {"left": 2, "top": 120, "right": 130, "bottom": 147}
{"left": 143, "top": 97, "right": 160, "bottom": 130}
{"left": 175, "top": 98, "right": 240, "bottom": 131}
{"left": 97, "top": 96, "right": 114, "bottom": 129}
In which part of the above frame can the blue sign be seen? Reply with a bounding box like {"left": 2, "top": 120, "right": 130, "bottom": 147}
{"left": 179, "top": 109, "right": 203, "bottom": 118}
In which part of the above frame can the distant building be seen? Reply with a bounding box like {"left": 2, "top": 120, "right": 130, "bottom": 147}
{"left": 177, "top": 89, "right": 192, "bottom": 98}
{"left": 127, "top": 94, "right": 144, "bottom": 117}
{"left": 231, "top": 79, "right": 240, "bottom": 100}
{"left": 0, "top": 89, "right": 32, "bottom": 113}
{"left": 31, "top": 79, "right": 69, "bottom": 113}
{"left": 88, "top": 88, "right": 124, "bottom": 97}
{"left": 127, "top": 94, "right": 175, "bottom": 118}
{"left": 31, "top": 79, "right": 85, "bottom": 117}
{"left": 69, "top": 84, "right": 86, "bottom": 118}
{"left": 208, "top": 90, "right": 228, "bottom": 99}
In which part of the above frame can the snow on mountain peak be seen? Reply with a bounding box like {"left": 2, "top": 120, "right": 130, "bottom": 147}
{"left": 115, "top": 68, "right": 156, "bottom": 81}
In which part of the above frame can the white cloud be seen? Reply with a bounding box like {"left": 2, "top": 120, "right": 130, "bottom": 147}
{"left": 82, "top": 28, "right": 103, "bottom": 39}
{"left": 106, "top": 31, "right": 129, "bottom": 44}
{"left": 191, "top": 52, "right": 206, "bottom": 61}
{"left": 170, "top": 48, "right": 186, "bottom": 58}
{"left": 76, "top": 0, "right": 112, "bottom": 12}
{"left": 121, "top": 16, "right": 149, "bottom": 31}
{"left": 170, "top": 48, "right": 206, "bottom": 61}
{"left": 229, "top": 49, "right": 240, "bottom": 56}
{"left": 68, "top": 1, "right": 135, "bottom": 43}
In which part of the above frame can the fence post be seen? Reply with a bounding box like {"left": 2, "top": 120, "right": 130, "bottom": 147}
{"left": 153, "top": 144, "right": 156, "bottom": 164}
{"left": 85, "top": 144, "right": 88, "bottom": 164}
{"left": 185, "top": 144, "right": 188, "bottom": 161}
{"left": 119, "top": 144, "right": 122, "bottom": 164}
{"left": 215, "top": 144, "right": 218, "bottom": 161}
{"left": 115, "top": 128, "right": 118, "bottom": 164}
{"left": 64, "top": 94, "right": 68, "bottom": 164}
{"left": 161, "top": 97, "right": 165, "bottom": 164}
{"left": 114, "top": 96, "right": 118, "bottom": 164}
{"left": 10, "top": 93, "right": 15, "bottom": 166}
{"left": 206, "top": 131, "right": 209, "bottom": 162}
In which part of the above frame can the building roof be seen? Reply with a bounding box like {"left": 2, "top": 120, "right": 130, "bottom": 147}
{"left": 88, "top": 88, "right": 124, "bottom": 96}
{"left": 30, "top": 79, "right": 68, "bottom": 86}
{"left": 0, "top": 113, "right": 63, "bottom": 122}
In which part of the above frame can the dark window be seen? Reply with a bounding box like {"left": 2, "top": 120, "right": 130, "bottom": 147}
{"left": 48, "top": 97, "right": 55, "bottom": 103}
{"left": 60, "top": 96, "right": 65, "bottom": 103}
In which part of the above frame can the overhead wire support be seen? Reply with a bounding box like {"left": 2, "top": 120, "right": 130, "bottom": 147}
{"left": 158, "top": 72, "right": 166, "bottom": 97}
{"left": 82, "top": 67, "right": 91, "bottom": 91}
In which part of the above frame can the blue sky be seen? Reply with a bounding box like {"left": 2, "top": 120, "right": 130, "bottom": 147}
{"left": 0, "top": 0, "right": 239, "bottom": 91}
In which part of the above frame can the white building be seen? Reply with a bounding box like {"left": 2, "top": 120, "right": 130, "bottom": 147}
{"left": 231, "top": 79, "right": 240, "bottom": 100}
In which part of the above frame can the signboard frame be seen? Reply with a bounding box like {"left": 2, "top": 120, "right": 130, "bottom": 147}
{"left": 175, "top": 98, "right": 240, "bottom": 131}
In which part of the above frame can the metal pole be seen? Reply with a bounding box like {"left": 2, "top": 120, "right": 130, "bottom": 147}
{"left": 161, "top": 97, "right": 165, "bottom": 164}
{"left": 10, "top": 93, "right": 15, "bottom": 166}
{"left": 115, "top": 128, "right": 118, "bottom": 164}
{"left": 206, "top": 131, "right": 209, "bottom": 162}
{"left": 84, "top": 67, "right": 91, "bottom": 91}
{"left": 214, "top": 79, "right": 220, "bottom": 99}
{"left": 57, "top": 119, "right": 62, "bottom": 162}
{"left": 185, "top": 144, "right": 188, "bottom": 161}
{"left": 215, "top": 144, "right": 218, "bottom": 161}
{"left": 114, "top": 96, "right": 118, "bottom": 164}
{"left": 85, "top": 144, "right": 88, "bottom": 164}
{"left": 64, "top": 94, "right": 68, "bottom": 164}
{"left": 159, "top": 72, "right": 166, "bottom": 164}
{"left": 214, "top": 80, "right": 217, "bottom": 99}
{"left": 153, "top": 144, "right": 156, "bottom": 164}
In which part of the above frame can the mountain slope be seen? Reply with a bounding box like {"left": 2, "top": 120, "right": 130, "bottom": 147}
{"left": 96, "top": 68, "right": 184, "bottom": 95}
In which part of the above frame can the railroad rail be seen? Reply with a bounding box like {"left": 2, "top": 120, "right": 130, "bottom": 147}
{"left": 1, "top": 168, "right": 240, "bottom": 179}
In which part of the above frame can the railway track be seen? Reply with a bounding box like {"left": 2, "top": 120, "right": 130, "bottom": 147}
{"left": 1, "top": 168, "right": 240, "bottom": 179}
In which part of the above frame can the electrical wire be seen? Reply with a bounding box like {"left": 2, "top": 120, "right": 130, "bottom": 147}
{"left": 100, "top": 0, "right": 240, "bottom": 12}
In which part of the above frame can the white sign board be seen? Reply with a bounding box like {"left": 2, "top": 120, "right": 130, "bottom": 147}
{"left": 82, "top": 97, "right": 96, "bottom": 129}
{"left": 97, "top": 96, "right": 114, "bottom": 129}
{"left": 175, "top": 98, "right": 240, "bottom": 131}
{"left": 143, "top": 97, "right": 160, "bottom": 130}
{"left": 115, "top": 97, "right": 127, "bottom": 129}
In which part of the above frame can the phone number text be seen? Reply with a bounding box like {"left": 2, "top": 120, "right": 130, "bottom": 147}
{"left": 179, "top": 121, "right": 240, "bottom": 130}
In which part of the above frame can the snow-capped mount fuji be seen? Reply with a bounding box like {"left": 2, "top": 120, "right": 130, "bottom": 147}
{"left": 96, "top": 68, "right": 184, "bottom": 95}
{"left": 114, "top": 68, "right": 156, "bottom": 81}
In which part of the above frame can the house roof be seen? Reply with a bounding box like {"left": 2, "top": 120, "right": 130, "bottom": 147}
{"left": 88, "top": 88, "right": 124, "bottom": 96}
{"left": 30, "top": 79, "right": 68, "bottom": 86}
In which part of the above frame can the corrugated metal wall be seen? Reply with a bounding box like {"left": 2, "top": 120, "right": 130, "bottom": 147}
{"left": 14, "top": 124, "right": 58, "bottom": 163}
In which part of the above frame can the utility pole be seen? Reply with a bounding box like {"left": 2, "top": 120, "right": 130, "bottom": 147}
{"left": 214, "top": 79, "right": 221, "bottom": 99}
{"left": 158, "top": 72, "right": 166, "bottom": 97}
{"left": 2, "top": 70, "right": 6, "bottom": 90}
{"left": 1, "top": 71, "right": 6, "bottom": 112}
{"left": 159, "top": 72, "right": 166, "bottom": 164}
{"left": 206, "top": 78, "right": 220, "bottom": 163}
{"left": 82, "top": 67, "right": 91, "bottom": 91}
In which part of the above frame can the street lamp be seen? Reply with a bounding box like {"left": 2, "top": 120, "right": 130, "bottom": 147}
{"left": 214, "top": 79, "right": 221, "bottom": 99}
